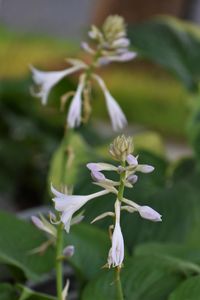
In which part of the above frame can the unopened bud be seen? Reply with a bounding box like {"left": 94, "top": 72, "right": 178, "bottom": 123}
{"left": 109, "top": 135, "right": 133, "bottom": 161}
{"left": 63, "top": 245, "right": 75, "bottom": 258}
{"left": 103, "top": 15, "right": 126, "bottom": 43}
{"left": 91, "top": 170, "right": 106, "bottom": 182}
{"left": 127, "top": 174, "right": 138, "bottom": 185}
{"left": 137, "top": 164, "right": 154, "bottom": 173}
{"left": 126, "top": 154, "right": 138, "bottom": 166}
{"left": 138, "top": 206, "right": 162, "bottom": 222}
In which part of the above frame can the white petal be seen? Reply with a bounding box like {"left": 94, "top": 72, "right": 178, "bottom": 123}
{"left": 93, "top": 75, "right": 127, "bottom": 131}
{"left": 30, "top": 65, "right": 82, "bottom": 105}
{"left": 67, "top": 74, "right": 85, "bottom": 128}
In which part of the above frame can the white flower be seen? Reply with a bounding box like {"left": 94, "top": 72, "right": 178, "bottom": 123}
{"left": 108, "top": 200, "right": 124, "bottom": 268}
{"left": 138, "top": 206, "right": 162, "bottom": 222}
{"left": 30, "top": 65, "right": 83, "bottom": 105}
{"left": 31, "top": 215, "right": 56, "bottom": 237}
{"left": 93, "top": 74, "right": 127, "bottom": 131}
{"left": 87, "top": 162, "right": 117, "bottom": 172}
{"left": 67, "top": 74, "right": 85, "bottom": 128}
{"left": 51, "top": 185, "right": 109, "bottom": 232}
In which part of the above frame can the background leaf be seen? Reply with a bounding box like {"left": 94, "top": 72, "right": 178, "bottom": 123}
{"left": 169, "top": 276, "right": 200, "bottom": 300}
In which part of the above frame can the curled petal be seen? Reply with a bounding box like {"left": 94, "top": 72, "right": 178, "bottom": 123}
{"left": 93, "top": 74, "right": 127, "bottom": 131}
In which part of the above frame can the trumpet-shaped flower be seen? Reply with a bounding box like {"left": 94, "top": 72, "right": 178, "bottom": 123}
{"left": 51, "top": 185, "right": 109, "bottom": 232}
{"left": 67, "top": 74, "right": 85, "bottom": 128}
{"left": 107, "top": 200, "right": 124, "bottom": 268}
{"left": 93, "top": 74, "right": 127, "bottom": 131}
{"left": 30, "top": 65, "right": 83, "bottom": 105}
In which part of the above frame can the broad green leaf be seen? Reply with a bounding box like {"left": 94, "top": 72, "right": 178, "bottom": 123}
{"left": 169, "top": 276, "right": 200, "bottom": 300}
{"left": 65, "top": 223, "right": 110, "bottom": 280}
{"left": 135, "top": 243, "right": 200, "bottom": 276}
{"left": 130, "top": 16, "right": 200, "bottom": 90}
{"left": 0, "top": 211, "right": 54, "bottom": 281}
{"left": 18, "top": 285, "right": 56, "bottom": 300}
{"left": 0, "top": 284, "right": 18, "bottom": 300}
{"left": 82, "top": 256, "right": 183, "bottom": 300}
{"left": 48, "top": 131, "right": 92, "bottom": 187}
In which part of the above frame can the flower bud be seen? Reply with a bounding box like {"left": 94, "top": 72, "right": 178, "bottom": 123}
{"left": 126, "top": 154, "right": 138, "bottom": 166}
{"left": 91, "top": 170, "right": 106, "bottom": 182}
{"left": 109, "top": 135, "right": 133, "bottom": 161}
{"left": 103, "top": 15, "right": 126, "bottom": 43}
{"left": 63, "top": 245, "right": 75, "bottom": 258}
{"left": 138, "top": 206, "right": 162, "bottom": 222}
{"left": 137, "top": 164, "right": 154, "bottom": 173}
{"left": 127, "top": 174, "right": 138, "bottom": 185}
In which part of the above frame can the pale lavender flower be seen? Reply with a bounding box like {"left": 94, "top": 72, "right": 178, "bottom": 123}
{"left": 127, "top": 174, "right": 138, "bottom": 185}
{"left": 137, "top": 165, "right": 155, "bottom": 173}
{"left": 91, "top": 170, "right": 106, "bottom": 182}
{"left": 107, "top": 200, "right": 124, "bottom": 268}
{"left": 93, "top": 74, "right": 127, "bottom": 131}
{"left": 63, "top": 245, "right": 75, "bottom": 257}
{"left": 67, "top": 74, "right": 85, "bottom": 128}
{"left": 30, "top": 65, "right": 83, "bottom": 105}
{"left": 87, "top": 162, "right": 117, "bottom": 172}
{"left": 126, "top": 154, "right": 138, "bottom": 166}
{"left": 51, "top": 185, "right": 109, "bottom": 232}
{"left": 138, "top": 206, "right": 162, "bottom": 222}
{"left": 31, "top": 216, "right": 56, "bottom": 237}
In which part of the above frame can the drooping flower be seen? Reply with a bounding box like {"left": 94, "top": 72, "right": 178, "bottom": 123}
{"left": 107, "top": 200, "right": 124, "bottom": 268}
{"left": 30, "top": 64, "right": 84, "bottom": 105}
{"left": 93, "top": 75, "right": 127, "bottom": 131}
{"left": 67, "top": 74, "right": 85, "bottom": 128}
{"left": 51, "top": 185, "right": 109, "bottom": 232}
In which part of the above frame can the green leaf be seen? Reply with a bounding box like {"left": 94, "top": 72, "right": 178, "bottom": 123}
{"left": 130, "top": 16, "right": 200, "bottom": 90}
{"left": 169, "top": 276, "right": 200, "bottom": 300}
{"left": 82, "top": 256, "right": 183, "bottom": 300}
{"left": 65, "top": 223, "right": 110, "bottom": 280}
{"left": 0, "top": 211, "right": 54, "bottom": 281}
{"left": 135, "top": 243, "right": 200, "bottom": 276}
{"left": 48, "top": 131, "right": 92, "bottom": 187}
{"left": 0, "top": 284, "right": 18, "bottom": 300}
{"left": 17, "top": 285, "right": 56, "bottom": 300}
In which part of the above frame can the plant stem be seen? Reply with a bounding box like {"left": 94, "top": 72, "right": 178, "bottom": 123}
{"left": 115, "top": 267, "right": 124, "bottom": 300}
{"left": 56, "top": 222, "right": 64, "bottom": 300}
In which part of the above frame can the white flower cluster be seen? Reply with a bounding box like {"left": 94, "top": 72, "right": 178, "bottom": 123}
{"left": 47, "top": 136, "right": 162, "bottom": 269}
{"left": 30, "top": 15, "right": 136, "bottom": 131}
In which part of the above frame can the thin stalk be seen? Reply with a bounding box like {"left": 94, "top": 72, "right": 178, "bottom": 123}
{"left": 56, "top": 222, "right": 64, "bottom": 300}
{"left": 115, "top": 267, "right": 124, "bottom": 300}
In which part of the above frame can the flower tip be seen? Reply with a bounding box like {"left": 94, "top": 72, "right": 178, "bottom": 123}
{"left": 126, "top": 154, "right": 138, "bottom": 166}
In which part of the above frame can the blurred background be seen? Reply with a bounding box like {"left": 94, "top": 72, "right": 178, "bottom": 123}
{"left": 1, "top": 0, "right": 200, "bottom": 212}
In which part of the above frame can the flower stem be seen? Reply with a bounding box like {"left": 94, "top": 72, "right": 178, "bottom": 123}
{"left": 56, "top": 223, "right": 64, "bottom": 300}
{"left": 115, "top": 267, "right": 124, "bottom": 300}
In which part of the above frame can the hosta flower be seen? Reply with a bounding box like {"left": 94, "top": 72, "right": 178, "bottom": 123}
{"left": 93, "top": 74, "right": 127, "bottom": 131}
{"left": 30, "top": 64, "right": 84, "bottom": 105}
{"left": 138, "top": 206, "right": 162, "bottom": 222}
{"left": 108, "top": 200, "right": 124, "bottom": 268}
{"left": 51, "top": 185, "right": 109, "bottom": 232}
{"left": 67, "top": 74, "right": 85, "bottom": 128}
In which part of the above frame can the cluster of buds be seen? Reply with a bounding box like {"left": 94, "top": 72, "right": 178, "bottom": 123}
{"left": 30, "top": 15, "right": 137, "bottom": 131}
{"left": 48, "top": 136, "right": 162, "bottom": 269}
